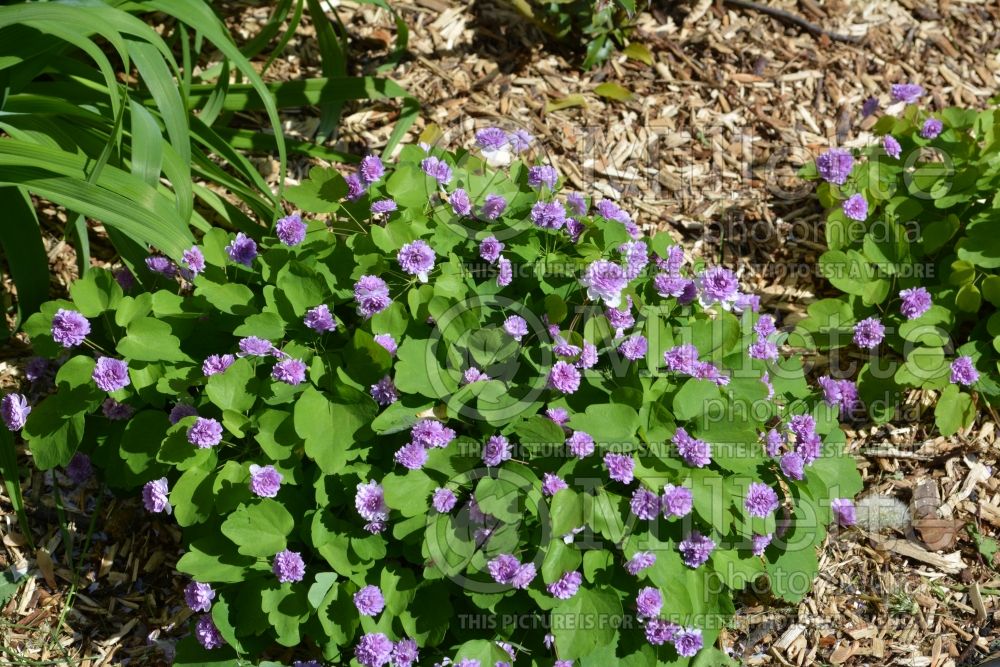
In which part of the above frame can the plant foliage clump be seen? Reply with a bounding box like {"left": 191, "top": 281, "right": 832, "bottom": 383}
{"left": 9, "top": 130, "right": 860, "bottom": 665}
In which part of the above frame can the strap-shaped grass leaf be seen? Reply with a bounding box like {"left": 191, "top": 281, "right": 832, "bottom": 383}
{"left": 0, "top": 186, "right": 48, "bottom": 328}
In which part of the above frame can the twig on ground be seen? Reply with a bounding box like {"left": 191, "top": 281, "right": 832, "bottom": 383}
{"left": 721, "top": 0, "right": 864, "bottom": 43}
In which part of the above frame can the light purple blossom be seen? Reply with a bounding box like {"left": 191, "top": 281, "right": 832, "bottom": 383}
{"left": 345, "top": 173, "right": 365, "bottom": 201}
{"left": 497, "top": 257, "right": 513, "bottom": 287}
{"left": 541, "top": 473, "right": 567, "bottom": 496}
{"left": 862, "top": 96, "right": 879, "bottom": 117}
{"left": 239, "top": 336, "right": 275, "bottom": 357}
{"left": 371, "top": 198, "right": 397, "bottom": 215}
{"left": 504, "top": 315, "right": 529, "bottom": 341}
{"left": 603, "top": 452, "right": 634, "bottom": 484}
{"left": 374, "top": 334, "right": 397, "bottom": 356}
{"left": 395, "top": 442, "right": 428, "bottom": 470}
{"left": 899, "top": 287, "right": 932, "bottom": 320}
{"left": 188, "top": 417, "right": 223, "bottom": 448}
{"left": 951, "top": 355, "right": 979, "bottom": 385}
{"left": 678, "top": 531, "right": 715, "bottom": 568}
{"left": 566, "top": 192, "right": 587, "bottom": 216}
{"left": 226, "top": 232, "right": 258, "bottom": 266}
{"left": 883, "top": 135, "right": 902, "bottom": 159}
{"left": 754, "top": 314, "right": 776, "bottom": 337}
{"left": 508, "top": 129, "right": 533, "bottom": 153}
{"left": 734, "top": 292, "right": 761, "bottom": 313}
{"left": 370, "top": 375, "right": 399, "bottom": 406}
{"left": 530, "top": 201, "right": 566, "bottom": 230}
{"left": 182, "top": 246, "right": 205, "bottom": 277}
{"left": 745, "top": 482, "right": 780, "bottom": 517}
{"left": 113, "top": 267, "right": 135, "bottom": 291}
{"left": 696, "top": 266, "right": 740, "bottom": 307}
{"left": 476, "top": 127, "right": 508, "bottom": 151}
{"left": 463, "top": 367, "right": 490, "bottom": 384}
{"left": 202, "top": 354, "right": 235, "bottom": 376}
{"left": 818, "top": 376, "right": 860, "bottom": 415}
{"left": 355, "top": 633, "right": 394, "bottom": 667}
{"left": 581, "top": 260, "right": 628, "bottom": 308}
{"left": 546, "top": 407, "right": 569, "bottom": 426}
{"left": 276, "top": 213, "right": 307, "bottom": 246}
{"left": 195, "top": 614, "right": 224, "bottom": 650}
{"left": 673, "top": 628, "right": 704, "bottom": 657}
{"left": 487, "top": 554, "right": 520, "bottom": 585}
{"left": 645, "top": 620, "right": 680, "bottom": 646}
{"left": 481, "top": 194, "right": 507, "bottom": 220}
{"left": 635, "top": 586, "right": 662, "bottom": 618}
{"left": 843, "top": 193, "right": 868, "bottom": 221}
{"left": 249, "top": 464, "right": 283, "bottom": 498}
{"left": 397, "top": 240, "right": 436, "bottom": 282}
{"left": 411, "top": 419, "right": 456, "bottom": 448}
{"left": 780, "top": 451, "right": 805, "bottom": 481}
{"left": 630, "top": 488, "right": 660, "bottom": 520}
{"left": 355, "top": 275, "right": 391, "bottom": 318}
{"left": 853, "top": 316, "right": 885, "bottom": 349}
{"left": 51, "top": 309, "right": 90, "bottom": 348}
{"left": 392, "top": 639, "right": 419, "bottom": 667}
{"left": 752, "top": 533, "right": 773, "bottom": 555}
{"left": 921, "top": 118, "right": 943, "bottom": 138}
{"left": 565, "top": 218, "right": 584, "bottom": 242}
{"left": 748, "top": 339, "right": 778, "bottom": 361}
{"left": 764, "top": 428, "right": 784, "bottom": 457}
{"left": 142, "top": 477, "right": 171, "bottom": 514}
{"left": 547, "top": 571, "right": 582, "bottom": 599}
{"left": 272, "top": 358, "right": 307, "bottom": 385}
{"left": 146, "top": 255, "right": 177, "bottom": 278}
{"left": 661, "top": 484, "right": 693, "bottom": 518}
{"left": 815, "top": 148, "right": 854, "bottom": 185}
{"left": 272, "top": 549, "right": 305, "bottom": 583}
{"left": 450, "top": 188, "right": 472, "bottom": 216}
{"left": 548, "top": 361, "right": 581, "bottom": 394}
{"left": 304, "top": 304, "right": 336, "bottom": 333}
{"left": 421, "top": 156, "right": 452, "bottom": 185}
{"left": 354, "top": 585, "right": 385, "bottom": 616}
{"left": 93, "top": 357, "right": 130, "bottom": 392}
{"left": 184, "top": 582, "right": 215, "bottom": 612}
{"left": 831, "top": 498, "right": 857, "bottom": 526}
{"left": 576, "top": 341, "right": 598, "bottom": 369}
{"left": 482, "top": 435, "right": 512, "bottom": 467}
{"left": 891, "top": 83, "right": 924, "bottom": 103}
{"left": 673, "top": 427, "right": 711, "bottom": 467}
{"left": 566, "top": 430, "right": 594, "bottom": 458}
{"left": 619, "top": 335, "right": 647, "bottom": 361}
{"left": 663, "top": 344, "right": 699, "bottom": 374}
{"left": 626, "top": 551, "right": 655, "bottom": 575}
{"left": 1, "top": 394, "right": 30, "bottom": 431}
{"left": 511, "top": 563, "right": 536, "bottom": 589}
{"left": 432, "top": 488, "right": 457, "bottom": 513}
{"left": 359, "top": 155, "right": 385, "bottom": 185}
{"left": 356, "top": 481, "right": 388, "bottom": 523}
{"left": 527, "top": 165, "right": 558, "bottom": 189}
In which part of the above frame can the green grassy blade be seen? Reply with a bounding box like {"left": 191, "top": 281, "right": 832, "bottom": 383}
{"left": 304, "top": 0, "right": 346, "bottom": 141}
{"left": 0, "top": 428, "right": 32, "bottom": 549}
{"left": 215, "top": 128, "right": 357, "bottom": 163}
{"left": 128, "top": 97, "right": 164, "bottom": 187}
{"left": 386, "top": 96, "right": 419, "bottom": 156}
{"left": 192, "top": 184, "right": 260, "bottom": 235}
{"left": 260, "top": 0, "right": 304, "bottom": 77}
{"left": 197, "top": 60, "right": 230, "bottom": 128}
{"left": 189, "top": 116, "right": 276, "bottom": 210}
{"left": 185, "top": 76, "right": 412, "bottom": 111}
{"left": 126, "top": 38, "right": 191, "bottom": 222}
{"left": 0, "top": 186, "right": 49, "bottom": 327}
{"left": 145, "top": 0, "right": 287, "bottom": 208}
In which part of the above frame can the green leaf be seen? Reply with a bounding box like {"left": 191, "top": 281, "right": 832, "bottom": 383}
{"left": 284, "top": 166, "right": 347, "bottom": 213}
{"left": 117, "top": 317, "right": 191, "bottom": 362}
{"left": 550, "top": 489, "right": 584, "bottom": 536}
{"left": 177, "top": 536, "right": 255, "bottom": 583}
{"left": 551, "top": 587, "right": 622, "bottom": 660}
{"left": 566, "top": 403, "right": 641, "bottom": 442}
{"left": 955, "top": 284, "right": 982, "bottom": 313}
{"left": 545, "top": 94, "right": 587, "bottom": 113}
{"left": 307, "top": 572, "right": 339, "bottom": 610}
{"left": 171, "top": 464, "right": 214, "bottom": 527}
{"left": 935, "top": 384, "right": 974, "bottom": 436}
{"left": 672, "top": 379, "right": 720, "bottom": 422}
{"left": 206, "top": 358, "right": 256, "bottom": 413}
{"left": 622, "top": 42, "right": 653, "bottom": 65}
{"left": 220, "top": 499, "right": 295, "bottom": 557}
{"left": 594, "top": 82, "right": 632, "bottom": 101}
{"left": 294, "top": 386, "right": 375, "bottom": 473}
{"left": 68, "top": 268, "right": 122, "bottom": 317}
